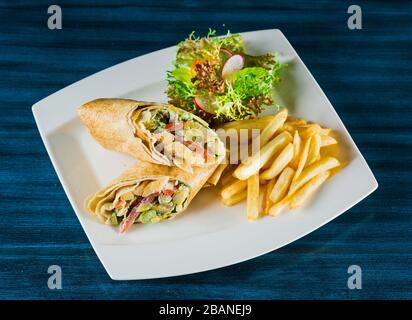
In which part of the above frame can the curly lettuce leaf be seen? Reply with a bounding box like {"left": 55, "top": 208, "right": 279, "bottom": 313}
{"left": 176, "top": 29, "right": 244, "bottom": 67}
{"left": 233, "top": 67, "right": 273, "bottom": 99}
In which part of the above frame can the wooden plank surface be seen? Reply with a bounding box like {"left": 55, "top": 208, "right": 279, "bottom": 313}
{"left": 0, "top": 0, "right": 411, "bottom": 299}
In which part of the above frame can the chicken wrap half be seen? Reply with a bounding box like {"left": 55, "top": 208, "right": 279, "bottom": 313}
{"left": 79, "top": 98, "right": 225, "bottom": 172}
{"left": 86, "top": 161, "right": 215, "bottom": 233}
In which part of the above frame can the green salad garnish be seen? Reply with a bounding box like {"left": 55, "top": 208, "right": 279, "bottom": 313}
{"left": 166, "top": 29, "right": 287, "bottom": 124}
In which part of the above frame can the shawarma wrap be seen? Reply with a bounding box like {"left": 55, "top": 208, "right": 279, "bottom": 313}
{"left": 78, "top": 98, "right": 225, "bottom": 172}
{"left": 86, "top": 161, "right": 216, "bottom": 233}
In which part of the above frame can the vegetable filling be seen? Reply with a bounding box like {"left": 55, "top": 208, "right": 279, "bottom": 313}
{"left": 107, "top": 179, "right": 190, "bottom": 234}
{"left": 135, "top": 108, "right": 222, "bottom": 170}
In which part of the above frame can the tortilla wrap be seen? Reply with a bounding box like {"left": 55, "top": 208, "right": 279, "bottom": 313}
{"left": 86, "top": 160, "right": 217, "bottom": 232}
{"left": 78, "top": 98, "right": 225, "bottom": 172}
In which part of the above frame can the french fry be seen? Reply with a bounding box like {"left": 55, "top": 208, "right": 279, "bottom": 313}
{"left": 221, "top": 192, "right": 247, "bottom": 206}
{"left": 233, "top": 131, "right": 292, "bottom": 180}
{"left": 261, "top": 143, "right": 294, "bottom": 180}
{"left": 289, "top": 130, "right": 301, "bottom": 169}
{"left": 306, "top": 134, "right": 321, "bottom": 166}
{"left": 218, "top": 115, "right": 276, "bottom": 131}
{"left": 319, "top": 128, "right": 331, "bottom": 136}
{"left": 207, "top": 163, "right": 228, "bottom": 186}
{"left": 220, "top": 167, "right": 236, "bottom": 186}
{"left": 268, "top": 197, "right": 290, "bottom": 217}
{"left": 270, "top": 167, "right": 295, "bottom": 204}
{"left": 261, "top": 150, "right": 277, "bottom": 170}
{"left": 289, "top": 157, "right": 340, "bottom": 194}
{"left": 320, "top": 135, "right": 337, "bottom": 147}
{"left": 290, "top": 171, "right": 330, "bottom": 208}
{"left": 291, "top": 136, "right": 312, "bottom": 186}
{"left": 218, "top": 112, "right": 341, "bottom": 221}
{"left": 221, "top": 179, "right": 247, "bottom": 199}
{"left": 238, "top": 140, "right": 252, "bottom": 164}
{"left": 262, "top": 178, "right": 277, "bottom": 215}
{"left": 280, "top": 122, "right": 297, "bottom": 134}
{"left": 269, "top": 169, "right": 331, "bottom": 216}
{"left": 221, "top": 175, "right": 236, "bottom": 187}
{"left": 217, "top": 116, "right": 277, "bottom": 142}
{"left": 259, "top": 176, "right": 268, "bottom": 185}
{"left": 298, "top": 124, "right": 322, "bottom": 139}
{"left": 254, "top": 109, "right": 288, "bottom": 148}
{"left": 247, "top": 173, "right": 260, "bottom": 220}
{"left": 286, "top": 116, "right": 306, "bottom": 126}
{"left": 249, "top": 110, "right": 288, "bottom": 160}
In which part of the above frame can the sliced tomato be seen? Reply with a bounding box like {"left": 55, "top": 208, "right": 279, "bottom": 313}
{"left": 204, "top": 149, "right": 214, "bottom": 163}
{"left": 184, "top": 140, "right": 214, "bottom": 163}
{"left": 163, "top": 183, "right": 178, "bottom": 196}
{"left": 184, "top": 140, "right": 205, "bottom": 154}
{"left": 191, "top": 59, "right": 204, "bottom": 73}
{"left": 114, "top": 197, "right": 126, "bottom": 209}
{"left": 162, "top": 189, "right": 175, "bottom": 196}
{"left": 165, "top": 122, "right": 184, "bottom": 132}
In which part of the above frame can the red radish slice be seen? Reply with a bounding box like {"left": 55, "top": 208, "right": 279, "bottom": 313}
{"left": 220, "top": 47, "right": 233, "bottom": 55}
{"left": 222, "top": 54, "right": 244, "bottom": 79}
{"left": 193, "top": 96, "right": 215, "bottom": 115}
{"left": 220, "top": 47, "right": 233, "bottom": 58}
{"left": 119, "top": 209, "right": 140, "bottom": 234}
{"left": 219, "top": 48, "right": 233, "bottom": 65}
{"left": 118, "top": 192, "right": 159, "bottom": 234}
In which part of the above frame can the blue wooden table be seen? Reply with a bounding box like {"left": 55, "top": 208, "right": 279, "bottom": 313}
{"left": 1, "top": 0, "right": 411, "bottom": 299}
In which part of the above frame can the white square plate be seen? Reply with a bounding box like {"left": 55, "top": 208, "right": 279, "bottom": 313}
{"left": 32, "top": 29, "right": 378, "bottom": 280}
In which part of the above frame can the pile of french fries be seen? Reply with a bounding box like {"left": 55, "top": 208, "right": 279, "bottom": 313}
{"left": 218, "top": 110, "right": 341, "bottom": 220}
